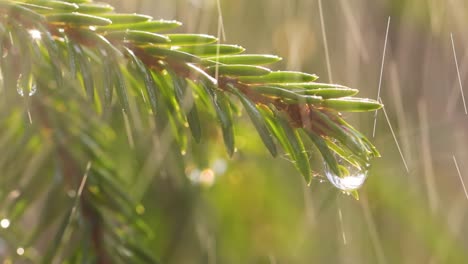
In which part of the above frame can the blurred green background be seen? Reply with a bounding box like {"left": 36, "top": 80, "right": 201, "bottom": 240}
{"left": 3, "top": 0, "right": 468, "bottom": 263}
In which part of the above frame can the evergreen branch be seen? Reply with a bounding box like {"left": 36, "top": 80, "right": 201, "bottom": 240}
{"left": 0, "top": 0, "right": 382, "bottom": 262}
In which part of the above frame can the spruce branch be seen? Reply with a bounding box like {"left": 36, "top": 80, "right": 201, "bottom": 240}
{"left": 0, "top": 0, "right": 382, "bottom": 262}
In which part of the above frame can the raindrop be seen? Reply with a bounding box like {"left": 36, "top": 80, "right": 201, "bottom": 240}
{"left": 188, "top": 168, "right": 216, "bottom": 187}
{"left": 188, "top": 168, "right": 201, "bottom": 183}
{"left": 0, "top": 218, "right": 10, "bottom": 229}
{"left": 135, "top": 204, "right": 145, "bottom": 215}
{"left": 67, "top": 190, "right": 77, "bottom": 198}
{"left": 212, "top": 159, "right": 227, "bottom": 175}
{"left": 16, "top": 247, "right": 24, "bottom": 256}
{"left": 16, "top": 75, "right": 37, "bottom": 97}
{"left": 7, "top": 190, "right": 21, "bottom": 199}
{"left": 324, "top": 158, "right": 369, "bottom": 192}
{"left": 199, "top": 169, "right": 215, "bottom": 186}
{"left": 28, "top": 29, "right": 41, "bottom": 40}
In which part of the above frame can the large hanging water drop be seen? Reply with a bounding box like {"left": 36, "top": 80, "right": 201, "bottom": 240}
{"left": 324, "top": 157, "right": 369, "bottom": 192}
{"left": 17, "top": 83, "right": 37, "bottom": 97}
{"left": 16, "top": 74, "right": 37, "bottom": 97}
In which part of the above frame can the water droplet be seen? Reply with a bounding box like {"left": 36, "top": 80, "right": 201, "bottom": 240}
{"left": 67, "top": 190, "right": 77, "bottom": 198}
{"left": 188, "top": 168, "right": 216, "bottom": 187}
{"left": 0, "top": 218, "right": 10, "bottom": 229}
{"left": 7, "top": 190, "right": 21, "bottom": 199}
{"left": 324, "top": 158, "right": 369, "bottom": 192}
{"left": 16, "top": 75, "right": 37, "bottom": 97}
{"left": 188, "top": 168, "right": 201, "bottom": 182}
{"left": 199, "top": 169, "right": 215, "bottom": 186}
{"left": 212, "top": 159, "right": 227, "bottom": 175}
{"left": 136, "top": 204, "right": 145, "bottom": 215}
{"left": 16, "top": 247, "right": 24, "bottom": 256}
{"left": 28, "top": 29, "right": 41, "bottom": 40}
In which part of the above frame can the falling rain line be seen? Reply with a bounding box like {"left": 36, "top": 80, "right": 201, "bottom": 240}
{"left": 71, "top": 162, "right": 92, "bottom": 221}
{"left": 214, "top": 0, "right": 226, "bottom": 81}
{"left": 360, "top": 198, "right": 388, "bottom": 264}
{"left": 450, "top": 33, "right": 467, "bottom": 115}
{"left": 418, "top": 101, "right": 439, "bottom": 213}
{"left": 216, "top": 0, "right": 226, "bottom": 41}
{"left": 318, "top": 0, "right": 333, "bottom": 82}
{"left": 452, "top": 155, "right": 468, "bottom": 200}
{"left": 373, "top": 17, "right": 391, "bottom": 138}
{"left": 52, "top": 161, "right": 92, "bottom": 261}
{"left": 379, "top": 98, "right": 409, "bottom": 172}
{"left": 338, "top": 0, "right": 370, "bottom": 62}
{"left": 318, "top": 1, "right": 348, "bottom": 245}
{"left": 338, "top": 207, "right": 347, "bottom": 245}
